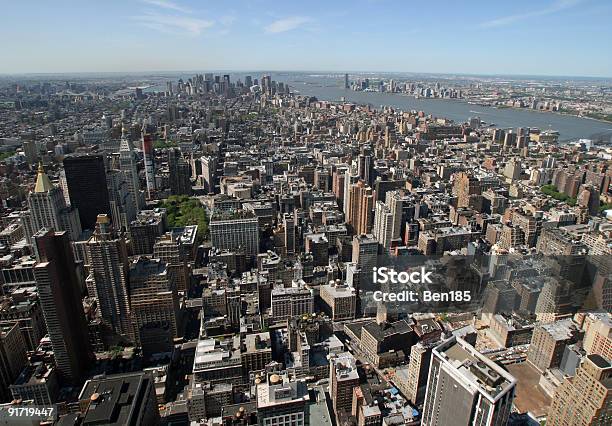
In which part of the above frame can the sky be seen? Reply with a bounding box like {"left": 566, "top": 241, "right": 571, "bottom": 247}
{"left": 1, "top": 0, "right": 611, "bottom": 77}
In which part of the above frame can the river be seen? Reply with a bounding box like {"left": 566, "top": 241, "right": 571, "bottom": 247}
{"left": 276, "top": 75, "right": 612, "bottom": 143}
{"left": 146, "top": 72, "right": 612, "bottom": 143}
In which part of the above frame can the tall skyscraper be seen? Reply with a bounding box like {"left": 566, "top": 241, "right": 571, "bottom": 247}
{"left": 119, "top": 125, "right": 142, "bottom": 213}
{"left": 422, "top": 336, "right": 516, "bottom": 426}
{"left": 200, "top": 155, "right": 218, "bottom": 194}
{"left": 129, "top": 257, "right": 179, "bottom": 355}
{"left": 22, "top": 139, "right": 39, "bottom": 165}
{"left": 27, "top": 163, "right": 81, "bottom": 240}
{"left": 343, "top": 167, "right": 360, "bottom": 218}
{"left": 63, "top": 153, "right": 111, "bottom": 230}
{"left": 0, "top": 323, "right": 27, "bottom": 402}
{"left": 283, "top": 213, "right": 295, "bottom": 256}
{"left": 153, "top": 229, "right": 193, "bottom": 293}
{"left": 85, "top": 214, "right": 134, "bottom": 341}
{"left": 352, "top": 234, "right": 378, "bottom": 273}
{"left": 581, "top": 312, "right": 612, "bottom": 360}
{"left": 129, "top": 208, "right": 167, "bottom": 256}
{"left": 547, "top": 354, "right": 611, "bottom": 425}
{"left": 357, "top": 152, "right": 372, "bottom": 185}
{"left": 346, "top": 180, "right": 374, "bottom": 235}
{"left": 404, "top": 342, "right": 434, "bottom": 405}
{"left": 168, "top": 148, "right": 191, "bottom": 195}
{"left": 33, "top": 229, "right": 92, "bottom": 384}
{"left": 261, "top": 75, "right": 272, "bottom": 95}
{"left": 373, "top": 201, "right": 394, "bottom": 251}
{"left": 344, "top": 73, "right": 349, "bottom": 89}
{"left": 526, "top": 319, "right": 580, "bottom": 372}
{"left": 332, "top": 164, "right": 349, "bottom": 209}
{"left": 453, "top": 172, "right": 483, "bottom": 211}
{"left": 141, "top": 126, "right": 156, "bottom": 199}
{"left": 106, "top": 168, "right": 134, "bottom": 233}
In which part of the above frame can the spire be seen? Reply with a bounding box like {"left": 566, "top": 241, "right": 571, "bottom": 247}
{"left": 34, "top": 162, "right": 54, "bottom": 193}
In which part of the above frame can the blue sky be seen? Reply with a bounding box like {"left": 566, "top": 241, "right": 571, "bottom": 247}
{"left": 1, "top": 0, "right": 611, "bottom": 76}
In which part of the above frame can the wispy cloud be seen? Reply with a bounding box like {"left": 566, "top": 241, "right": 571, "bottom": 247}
{"left": 264, "top": 16, "right": 311, "bottom": 34}
{"left": 133, "top": 12, "right": 214, "bottom": 35}
{"left": 480, "top": 0, "right": 581, "bottom": 28}
{"left": 141, "top": 0, "right": 191, "bottom": 14}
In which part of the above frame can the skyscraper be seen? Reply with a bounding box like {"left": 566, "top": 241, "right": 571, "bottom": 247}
{"left": 422, "top": 336, "right": 516, "bottom": 426}
{"left": 343, "top": 167, "right": 360, "bottom": 218}
{"left": 352, "top": 234, "right": 378, "bottom": 273}
{"left": 119, "top": 124, "right": 142, "bottom": 213}
{"left": 357, "top": 152, "right": 372, "bottom": 185}
{"left": 283, "top": 213, "right": 295, "bottom": 255}
{"left": 453, "top": 171, "right": 483, "bottom": 211}
{"left": 168, "top": 148, "right": 191, "bottom": 195}
{"left": 547, "top": 354, "right": 611, "bottom": 425}
{"left": 129, "top": 257, "right": 179, "bottom": 355}
{"left": 129, "top": 209, "right": 167, "bottom": 256}
{"left": 27, "top": 163, "right": 81, "bottom": 240}
{"left": 0, "top": 323, "right": 27, "bottom": 402}
{"left": 63, "top": 153, "right": 111, "bottom": 230}
{"left": 33, "top": 229, "right": 92, "bottom": 384}
{"left": 153, "top": 226, "right": 197, "bottom": 293}
{"left": 106, "top": 168, "right": 134, "bottom": 233}
{"left": 85, "top": 214, "right": 134, "bottom": 341}
{"left": 141, "top": 126, "right": 156, "bottom": 199}
{"left": 200, "top": 155, "right": 218, "bottom": 194}
{"left": 346, "top": 180, "right": 374, "bottom": 235}
{"left": 373, "top": 201, "right": 394, "bottom": 251}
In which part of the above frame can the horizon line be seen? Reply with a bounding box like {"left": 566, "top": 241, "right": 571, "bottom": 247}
{"left": 1, "top": 69, "right": 612, "bottom": 80}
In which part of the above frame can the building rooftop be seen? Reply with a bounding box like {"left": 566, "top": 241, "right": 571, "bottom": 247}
{"left": 12, "top": 361, "right": 54, "bottom": 386}
{"left": 170, "top": 225, "right": 197, "bottom": 245}
{"left": 193, "top": 335, "right": 241, "bottom": 371}
{"left": 435, "top": 336, "right": 516, "bottom": 401}
{"left": 539, "top": 318, "right": 578, "bottom": 341}
{"left": 129, "top": 257, "right": 167, "bottom": 279}
{"left": 244, "top": 332, "right": 271, "bottom": 353}
{"left": 321, "top": 281, "right": 356, "bottom": 298}
{"left": 331, "top": 352, "right": 359, "bottom": 381}
{"left": 210, "top": 209, "right": 256, "bottom": 222}
{"left": 79, "top": 372, "right": 153, "bottom": 426}
{"left": 363, "top": 319, "right": 413, "bottom": 343}
{"left": 256, "top": 373, "right": 309, "bottom": 409}
{"left": 308, "top": 386, "right": 333, "bottom": 426}
{"left": 587, "top": 353, "right": 611, "bottom": 369}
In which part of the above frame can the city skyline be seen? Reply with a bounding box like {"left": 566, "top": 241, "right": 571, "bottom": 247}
{"left": 1, "top": 1, "right": 612, "bottom": 423}
{"left": 2, "top": 0, "right": 612, "bottom": 77}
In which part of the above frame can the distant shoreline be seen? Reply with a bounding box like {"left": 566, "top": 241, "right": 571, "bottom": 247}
{"left": 334, "top": 88, "right": 612, "bottom": 127}
{"left": 322, "top": 83, "right": 612, "bottom": 124}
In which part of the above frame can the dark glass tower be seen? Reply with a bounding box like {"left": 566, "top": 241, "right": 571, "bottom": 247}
{"left": 33, "top": 229, "right": 92, "bottom": 385}
{"left": 63, "top": 153, "right": 111, "bottom": 230}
